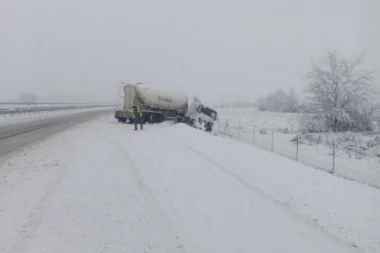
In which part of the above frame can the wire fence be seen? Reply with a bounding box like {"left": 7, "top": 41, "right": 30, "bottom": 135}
{"left": 215, "top": 119, "right": 380, "bottom": 189}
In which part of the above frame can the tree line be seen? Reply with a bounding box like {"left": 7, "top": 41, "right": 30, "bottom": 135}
{"left": 257, "top": 88, "right": 299, "bottom": 113}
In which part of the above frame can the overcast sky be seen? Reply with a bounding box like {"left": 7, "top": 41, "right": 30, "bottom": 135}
{"left": 1, "top": 0, "right": 379, "bottom": 103}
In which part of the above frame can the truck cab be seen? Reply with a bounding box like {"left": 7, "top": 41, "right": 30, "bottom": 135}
{"left": 185, "top": 98, "right": 218, "bottom": 132}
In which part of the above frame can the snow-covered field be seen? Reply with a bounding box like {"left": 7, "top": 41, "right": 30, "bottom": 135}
{"left": 215, "top": 108, "right": 380, "bottom": 188}
{"left": 0, "top": 115, "right": 379, "bottom": 252}
{"left": 216, "top": 107, "right": 301, "bottom": 132}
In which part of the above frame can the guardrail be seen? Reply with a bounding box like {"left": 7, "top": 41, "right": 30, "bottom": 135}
{"left": 0, "top": 104, "right": 113, "bottom": 117}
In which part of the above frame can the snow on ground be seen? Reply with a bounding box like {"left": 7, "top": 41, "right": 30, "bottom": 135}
{"left": 0, "top": 115, "right": 379, "bottom": 252}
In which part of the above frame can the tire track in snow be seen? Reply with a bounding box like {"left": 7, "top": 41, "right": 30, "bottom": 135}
{"left": 5, "top": 160, "right": 67, "bottom": 253}
{"left": 164, "top": 130, "right": 361, "bottom": 252}
{"left": 113, "top": 138, "right": 188, "bottom": 253}
{"left": 2, "top": 113, "right": 109, "bottom": 252}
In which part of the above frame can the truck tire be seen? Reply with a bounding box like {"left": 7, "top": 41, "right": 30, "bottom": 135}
{"left": 157, "top": 113, "right": 165, "bottom": 123}
{"left": 141, "top": 115, "right": 148, "bottom": 124}
{"left": 117, "top": 118, "right": 127, "bottom": 123}
{"left": 151, "top": 113, "right": 165, "bottom": 123}
{"left": 205, "top": 123, "right": 213, "bottom": 132}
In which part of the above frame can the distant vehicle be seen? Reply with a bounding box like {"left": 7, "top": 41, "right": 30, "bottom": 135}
{"left": 114, "top": 82, "right": 218, "bottom": 132}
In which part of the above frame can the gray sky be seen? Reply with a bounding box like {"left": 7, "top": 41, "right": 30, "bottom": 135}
{"left": 1, "top": 0, "right": 379, "bottom": 104}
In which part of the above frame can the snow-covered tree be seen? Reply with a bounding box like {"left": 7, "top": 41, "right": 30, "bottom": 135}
{"left": 305, "top": 50, "right": 377, "bottom": 132}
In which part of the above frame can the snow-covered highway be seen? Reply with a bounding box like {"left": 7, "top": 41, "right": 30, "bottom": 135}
{"left": 0, "top": 110, "right": 111, "bottom": 157}
{"left": 0, "top": 114, "right": 378, "bottom": 253}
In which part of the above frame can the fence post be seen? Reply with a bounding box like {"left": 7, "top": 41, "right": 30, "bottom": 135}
{"left": 239, "top": 122, "right": 241, "bottom": 139}
{"left": 253, "top": 125, "right": 256, "bottom": 144}
{"left": 271, "top": 129, "right": 274, "bottom": 151}
{"left": 296, "top": 134, "right": 299, "bottom": 161}
{"left": 332, "top": 142, "right": 335, "bottom": 174}
{"left": 224, "top": 120, "right": 229, "bottom": 135}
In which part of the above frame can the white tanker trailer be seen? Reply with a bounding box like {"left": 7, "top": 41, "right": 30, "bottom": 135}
{"left": 115, "top": 82, "right": 218, "bottom": 131}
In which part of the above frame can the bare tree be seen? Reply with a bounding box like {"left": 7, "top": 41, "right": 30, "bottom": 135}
{"left": 17, "top": 92, "right": 38, "bottom": 103}
{"left": 305, "top": 50, "right": 377, "bottom": 132}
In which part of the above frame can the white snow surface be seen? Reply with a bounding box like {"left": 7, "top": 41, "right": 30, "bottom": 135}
{"left": 0, "top": 115, "right": 379, "bottom": 253}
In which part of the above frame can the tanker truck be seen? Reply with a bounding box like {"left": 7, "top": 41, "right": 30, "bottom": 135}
{"left": 114, "top": 82, "right": 218, "bottom": 132}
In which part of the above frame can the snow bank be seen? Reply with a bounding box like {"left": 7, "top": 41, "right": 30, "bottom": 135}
{"left": 175, "top": 124, "right": 380, "bottom": 252}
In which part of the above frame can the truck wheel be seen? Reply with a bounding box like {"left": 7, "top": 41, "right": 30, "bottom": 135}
{"left": 158, "top": 114, "right": 165, "bottom": 123}
{"left": 151, "top": 114, "right": 158, "bottom": 123}
{"left": 142, "top": 115, "right": 148, "bottom": 124}
{"left": 205, "top": 123, "right": 213, "bottom": 132}
{"left": 152, "top": 114, "right": 165, "bottom": 123}
{"left": 117, "top": 118, "right": 127, "bottom": 123}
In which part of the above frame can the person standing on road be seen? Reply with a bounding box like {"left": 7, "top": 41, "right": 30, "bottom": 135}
{"left": 132, "top": 106, "right": 143, "bottom": 130}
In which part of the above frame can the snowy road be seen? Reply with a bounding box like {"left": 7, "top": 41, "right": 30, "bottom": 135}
{"left": 0, "top": 110, "right": 110, "bottom": 157}
{"left": 1, "top": 115, "right": 378, "bottom": 252}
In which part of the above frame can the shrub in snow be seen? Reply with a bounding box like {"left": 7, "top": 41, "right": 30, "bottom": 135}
{"left": 279, "top": 127, "right": 290, "bottom": 134}
{"left": 295, "top": 133, "right": 325, "bottom": 145}
{"left": 343, "top": 144, "right": 368, "bottom": 159}
{"left": 295, "top": 132, "right": 380, "bottom": 160}
{"left": 372, "top": 146, "right": 380, "bottom": 158}
{"left": 339, "top": 132, "right": 362, "bottom": 143}
{"left": 259, "top": 128, "right": 267, "bottom": 135}
{"left": 298, "top": 113, "right": 328, "bottom": 133}
{"left": 366, "top": 136, "right": 380, "bottom": 150}
{"left": 374, "top": 136, "right": 380, "bottom": 146}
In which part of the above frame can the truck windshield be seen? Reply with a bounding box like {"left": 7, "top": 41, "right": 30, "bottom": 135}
{"left": 201, "top": 107, "right": 217, "bottom": 120}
